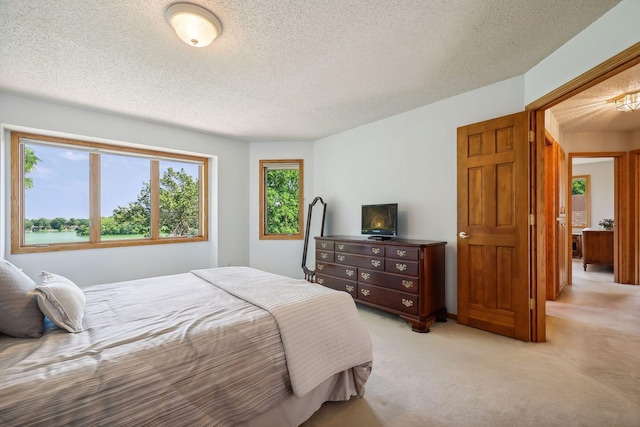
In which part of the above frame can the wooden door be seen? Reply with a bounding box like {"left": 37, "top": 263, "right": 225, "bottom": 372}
{"left": 457, "top": 112, "right": 531, "bottom": 341}
{"left": 544, "top": 137, "right": 568, "bottom": 301}
{"left": 633, "top": 149, "right": 640, "bottom": 285}
{"left": 544, "top": 135, "right": 559, "bottom": 300}
{"left": 556, "top": 145, "right": 568, "bottom": 295}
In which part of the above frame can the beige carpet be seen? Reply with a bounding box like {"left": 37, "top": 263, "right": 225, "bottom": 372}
{"left": 303, "top": 261, "right": 640, "bottom": 426}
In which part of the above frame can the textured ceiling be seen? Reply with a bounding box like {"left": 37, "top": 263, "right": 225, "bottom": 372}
{"left": 550, "top": 63, "right": 640, "bottom": 133}
{"left": 0, "top": 0, "right": 623, "bottom": 141}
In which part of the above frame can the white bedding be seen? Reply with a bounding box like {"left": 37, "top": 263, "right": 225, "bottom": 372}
{"left": 193, "top": 266, "right": 374, "bottom": 397}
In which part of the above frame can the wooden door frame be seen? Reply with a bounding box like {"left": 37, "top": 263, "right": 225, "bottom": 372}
{"left": 568, "top": 152, "right": 628, "bottom": 285}
{"left": 632, "top": 149, "right": 640, "bottom": 285}
{"left": 527, "top": 42, "right": 640, "bottom": 342}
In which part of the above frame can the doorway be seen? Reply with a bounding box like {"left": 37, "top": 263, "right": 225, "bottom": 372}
{"left": 456, "top": 44, "right": 640, "bottom": 342}
{"left": 568, "top": 155, "right": 619, "bottom": 286}
{"left": 530, "top": 42, "right": 640, "bottom": 341}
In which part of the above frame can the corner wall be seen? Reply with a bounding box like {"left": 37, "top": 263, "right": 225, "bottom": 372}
{"left": 248, "top": 141, "right": 314, "bottom": 279}
{"left": 313, "top": 76, "right": 526, "bottom": 314}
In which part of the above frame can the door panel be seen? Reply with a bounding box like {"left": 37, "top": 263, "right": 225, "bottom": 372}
{"left": 457, "top": 112, "right": 530, "bottom": 341}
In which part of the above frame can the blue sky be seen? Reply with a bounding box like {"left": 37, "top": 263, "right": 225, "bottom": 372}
{"left": 24, "top": 144, "right": 197, "bottom": 219}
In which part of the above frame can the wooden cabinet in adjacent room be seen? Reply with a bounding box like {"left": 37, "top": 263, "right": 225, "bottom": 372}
{"left": 582, "top": 229, "right": 614, "bottom": 271}
{"left": 315, "top": 236, "right": 447, "bottom": 332}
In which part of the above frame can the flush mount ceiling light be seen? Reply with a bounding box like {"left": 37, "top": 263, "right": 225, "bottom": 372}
{"left": 165, "top": 3, "right": 222, "bottom": 48}
{"left": 613, "top": 90, "right": 640, "bottom": 112}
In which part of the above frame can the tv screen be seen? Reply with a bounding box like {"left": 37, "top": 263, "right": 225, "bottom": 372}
{"left": 361, "top": 203, "right": 398, "bottom": 237}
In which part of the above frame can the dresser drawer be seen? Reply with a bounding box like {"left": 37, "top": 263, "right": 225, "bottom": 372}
{"left": 316, "top": 250, "right": 334, "bottom": 262}
{"left": 335, "top": 242, "right": 385, "bottom": 257}
{"left": 316, "top": 240, "right": 334, "bottom": 251}
{"left": 358, "top": 268, "right": 419, "bottom": 294}
{"left": 387, "top": 246, "right": 420, "bottom": 261}
{"left": 358, "top": 284, "right": 418, "bottom": 315}
{"left": 386, "top": 259, "right": 419, "bottom": 276}
{"left": 335, "top": 253, "right": 384, "bottom": 270}
{"left": 316, "top": 262, "right": 358, "bottom": 280}
{"left": 316, "top": 274, "right": 357, "bottom": 297}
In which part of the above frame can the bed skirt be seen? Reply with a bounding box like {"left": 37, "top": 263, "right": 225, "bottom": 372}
{"left": 242, "top": 361, "right": 372, "bottom": 427}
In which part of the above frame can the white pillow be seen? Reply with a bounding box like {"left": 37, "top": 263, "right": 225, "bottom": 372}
{"left": 33, "top": 272, "right": 86, "bottom": 333}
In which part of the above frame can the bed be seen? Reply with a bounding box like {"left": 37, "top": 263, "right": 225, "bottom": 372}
{"left": 0, "top": 265, "right": 373, "bottom": 426}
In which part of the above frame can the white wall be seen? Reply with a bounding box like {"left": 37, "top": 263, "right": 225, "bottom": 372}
{"left": 1, "top": 93, "right": 250, "bottom": 286}
{"left": 313, "top": 76, "right": 525, "bottom": 314}
{"left": 561, "top": 131, "right": 639, "bottom": 153}
{"left": 525, "top": 0, "right": 640, "bottom": 106}
{"left": 572, "top": 160, "right": 614, "bottom": 230}
{"left": 545, "top": 110, "right": 561, "bottom": 142}
{"left": 249, "top": 141, "right": 314, "bottom": 279}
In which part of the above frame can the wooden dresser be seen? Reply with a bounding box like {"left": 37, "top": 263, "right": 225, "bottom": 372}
{"left": 315, "top": 235, "right": 446, "bottom": 332}
{"left": 582, "top": 229, "right": 613, "bottom": 271}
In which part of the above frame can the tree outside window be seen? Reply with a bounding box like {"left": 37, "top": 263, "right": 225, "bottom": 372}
{"left": 259, "top": 160, "right": 304, "bottom": 240}
{"left": 571, "top": 175, "right": 590, "bottom": 228}
{"left": 11, "top": 132, "right": 208, "bottom": 253}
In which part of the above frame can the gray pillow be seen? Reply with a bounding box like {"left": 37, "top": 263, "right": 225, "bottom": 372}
{"left": 0, "top": 259, "right": 44, "bottom": 338}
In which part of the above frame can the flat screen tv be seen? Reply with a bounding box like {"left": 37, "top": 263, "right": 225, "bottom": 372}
{"left": 361, "top": 203, "right": 398, "bottom": 240}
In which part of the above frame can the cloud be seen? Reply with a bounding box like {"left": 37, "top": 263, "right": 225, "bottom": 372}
{"left": 61, "top": 151, "right": 89, "bottom": 161}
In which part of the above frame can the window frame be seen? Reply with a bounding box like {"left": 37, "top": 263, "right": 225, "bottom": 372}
{"left": 259, "top": 159, "right": 304, "bottom": 240}
{"left": 11, "top": 131, "right": 209, "bottom": 254}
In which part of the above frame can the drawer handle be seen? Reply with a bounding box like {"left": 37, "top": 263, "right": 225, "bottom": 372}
{"left": 321, "top": 253, "right": 328, "bottom": 259}
{"left": 396, "top": 249, "right": 407, "bottom": 257}
{"left": 317, "top": 264, "right": 324, "bottom": 270}
{"left": 346, "top": 269, "right": 355, "bottom": 277}
{"left": 401, "top": 298, "right": 414, "bottom": 307}
{"left": 317, "top": 278, "right": 324, "bottom": 285}
{"left": 337, "top": 255, "right": 346, "bottom": 261}
{"left": 402, "top": 280, "right": 414, "bottom": 288}
{"left": 361, "top": 289, "right": 371, "bottom": 297}
{"left": 338, "top": 244, "right": 345, "bottom": 250}
{"left": 321, "top": 242, "right": 328, "bottom": 248}
{"left": 372, "top": 248, "right": 381, "bottom": 254}
{"left": 371, "top": 260, "right": 381, "bottom": 267}
{"left": 361, "top": 272, "right": 370, "bottom": 280}
{"left": 395, "top": 263, "right": 407, "bottom": 272}
{"left": 345, "top": 284, "right": 354, "bottom": 292}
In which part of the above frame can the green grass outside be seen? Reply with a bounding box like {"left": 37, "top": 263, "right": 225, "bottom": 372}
{"left": 25, "top": 231, "right": 146, "bottom": 245}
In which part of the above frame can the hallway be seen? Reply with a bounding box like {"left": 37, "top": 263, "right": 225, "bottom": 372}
{"left": 548, "top": 260, "right": 631, "bottom": 334}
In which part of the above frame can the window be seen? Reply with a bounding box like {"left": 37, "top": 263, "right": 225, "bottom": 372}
{"left": 571, "top": 175, "right": 590, "bottom": 228}
{"left": 259, "top": 159, "right": 304, "bottom": 240}
{"left": 11, "top": 132, "right": 208, "bottom": 253}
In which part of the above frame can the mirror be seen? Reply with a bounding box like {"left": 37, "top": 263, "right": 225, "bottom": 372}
{"left": 571, "top": 175, "right": 590, "bottom": 228}
{"left": 302, "top": 197, "right": 327, "bottom": 281}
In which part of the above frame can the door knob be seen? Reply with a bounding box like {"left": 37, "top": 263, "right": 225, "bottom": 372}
{"left": 458, "top": 232, "right": 470, "bottom": 239}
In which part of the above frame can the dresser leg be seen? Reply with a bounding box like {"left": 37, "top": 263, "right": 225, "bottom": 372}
{"left": 400, "top": 315, "right": 434, "bottom": 333}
